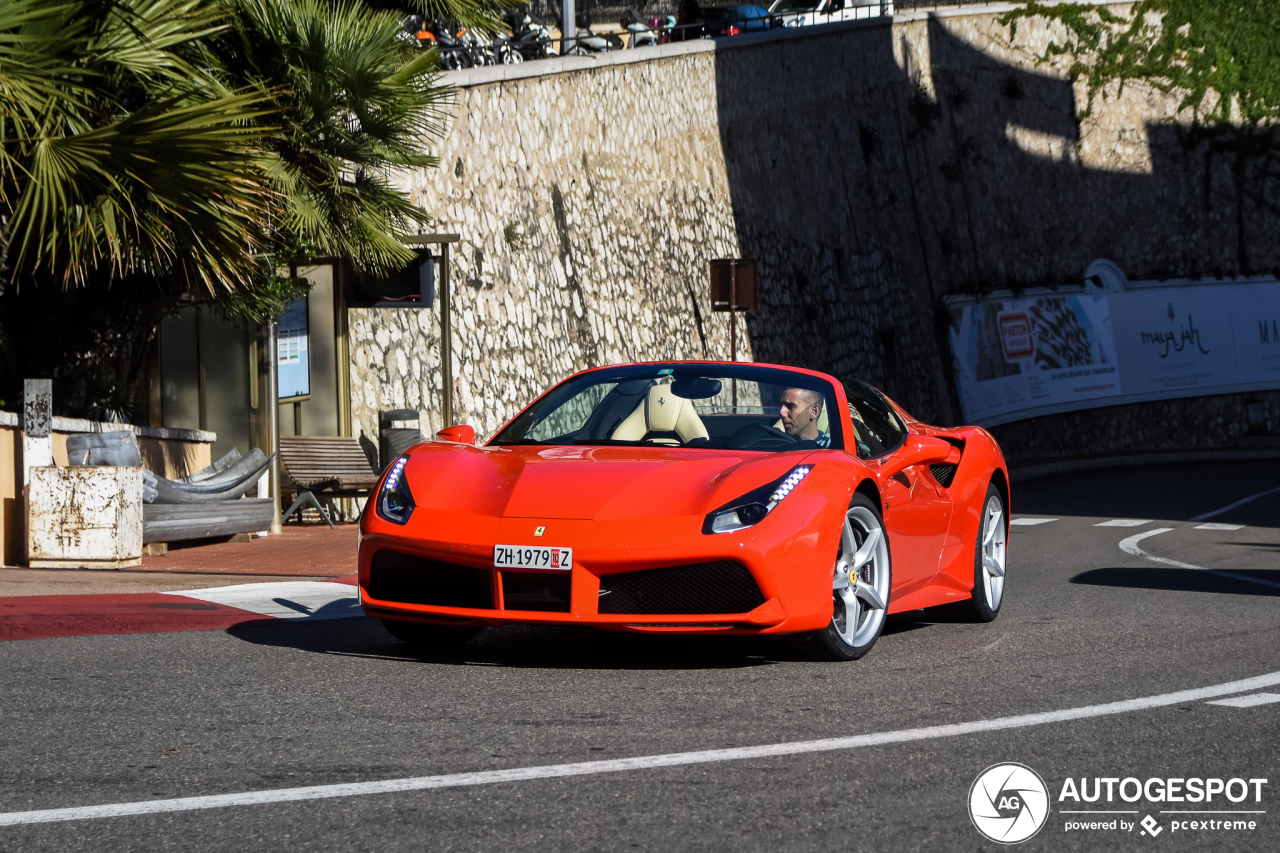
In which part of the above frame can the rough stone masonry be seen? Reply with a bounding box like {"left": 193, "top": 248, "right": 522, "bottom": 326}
{"left": 348, "top": 4, "right": 1280, "bottom": 460}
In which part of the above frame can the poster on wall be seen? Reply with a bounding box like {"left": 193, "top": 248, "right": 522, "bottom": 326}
{"left": 277, "top": 297, "right": 310, "bottom": 399}
{"left": 1230, "top": 284, "right": 1280, "bottom": 385}
{"left": 1109, "top": 287, "right": 1238, "bottom": 395}
{"left": 948, "top": 280, "right": 1280, "bottom": 425}
{"left": 948, "top": 294, "right": 1121, "bottom": 424}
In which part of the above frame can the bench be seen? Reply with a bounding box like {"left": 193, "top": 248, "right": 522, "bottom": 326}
{"left": 279, "top": 435, "right": 382, "bottom": 527}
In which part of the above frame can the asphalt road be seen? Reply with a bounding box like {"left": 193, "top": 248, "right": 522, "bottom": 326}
{"left": 1, "top": 460, "right": 1277, "bottom": 851}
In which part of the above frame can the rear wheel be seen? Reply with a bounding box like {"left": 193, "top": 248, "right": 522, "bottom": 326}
{"left": 380, "top": 619, "right": 482, "bottom": 646}
{"left": 801, "top": 494, "right": 891, "bottom": 661}
{"left": 941, "top": 483, "right": 1006, "bottom": 622}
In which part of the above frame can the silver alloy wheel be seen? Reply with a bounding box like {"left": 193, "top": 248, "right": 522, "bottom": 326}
{"left": 831, "top": 505, "right": 890, "bottom": 648}
{"left": 979, "top": 493, "right": 1007, "bottom": 610}
{"left": 503, "top": 49, "right": 524, "bottom": 63}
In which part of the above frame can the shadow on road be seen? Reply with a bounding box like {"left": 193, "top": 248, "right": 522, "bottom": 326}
{"left": 1014, "top": 460, "right": 1280, "bottom": 528}
{"left": 1072, "top": 567, "right": 1280, "bottom": 597}
{"left": 225, "top": 611, "right": 939, "bottom": 669}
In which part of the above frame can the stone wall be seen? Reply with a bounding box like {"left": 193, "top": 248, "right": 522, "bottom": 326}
{"left": 348, "top": 4, "right": 1280, "bottom": 457}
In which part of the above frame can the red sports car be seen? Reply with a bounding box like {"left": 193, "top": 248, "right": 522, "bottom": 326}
{"left": 358, "top": 361, "right": 1009, "bottom": 660}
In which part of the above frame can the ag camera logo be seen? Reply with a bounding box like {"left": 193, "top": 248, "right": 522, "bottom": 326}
{"left": 969, "top": 763, "right": 1050, "bottom": 844}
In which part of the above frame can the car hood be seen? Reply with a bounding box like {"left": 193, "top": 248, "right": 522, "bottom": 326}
{"left": 402, "top": 443, "right": 814, "bottom": 521}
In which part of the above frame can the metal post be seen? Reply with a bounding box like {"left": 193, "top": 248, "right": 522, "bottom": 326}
{"left": 440, "top": 243, "right": 453, "bottom": 429}
{"left": 561, "top": 0, "right": 575, "bottom": 55}
{"left": 730, "top": 263, "right": 737, "bottom": 408}
{"left": 266, "top": 322, "right": 282, "bottom": 534}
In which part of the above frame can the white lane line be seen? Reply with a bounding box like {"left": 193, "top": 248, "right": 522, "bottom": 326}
{"left": 1207, "top": 692, "right": 1280, "bottom": 708}
{"left": 1191, "top": 485, "right": 1280, "bottom": 522}
{"left": 2, "top": 669, "right": 1279, "bottom": 827}
{"left": 1010, "top": 517, "right": 1058, "bottom": 526}
{"left": 1095, "top": 519, "right": 1153, "bottom": 527}
{"left": 1118, "top": 529, "right": 1280, "bottom": 591}
{"left": 1195, "top": 522, "right": 1245, "bottom": 531}
{"left": 163, "top": 582, "right": 360, "bottom": 621}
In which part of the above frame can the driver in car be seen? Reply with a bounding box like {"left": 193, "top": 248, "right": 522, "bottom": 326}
{"left": 779, "top": 388, "right": 831, "bottom": 448}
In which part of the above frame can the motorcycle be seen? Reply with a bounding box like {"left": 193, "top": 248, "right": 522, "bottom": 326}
{"left": 496, "top": 13, "right": 554, "bottom": 63}
{"left": 621, "top": 9, "right": 660, "bottom": 48}
{"left": 419, "top": 18, "right": 474, "bottom": 70}
{"left": 565, "top": 12, "right": 624, "bottom": 55}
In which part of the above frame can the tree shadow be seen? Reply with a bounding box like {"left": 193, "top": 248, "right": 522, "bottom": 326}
{"left": 1072, "top": 567, "right": 1280, "bottom": 597}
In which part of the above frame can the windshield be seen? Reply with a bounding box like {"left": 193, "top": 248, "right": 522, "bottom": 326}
{"left": 490, "top": 364, "right": 844, "bottom": 452}
{"left": 770, "top": 0, "right": 821, "bottom": 12}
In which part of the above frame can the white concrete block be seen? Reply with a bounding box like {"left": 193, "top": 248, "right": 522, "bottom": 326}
{"left": 27, "top": 467, "right": 144, "bottom": 569}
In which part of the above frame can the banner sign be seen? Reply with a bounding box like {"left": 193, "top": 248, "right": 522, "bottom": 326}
{"left": 947, "top": 280, "right": 1280, "bottom": 425}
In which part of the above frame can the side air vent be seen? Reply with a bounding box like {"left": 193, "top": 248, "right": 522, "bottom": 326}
{"left": 599, "top": 561, "right": 765, "bottom": 615}
{"left": 930, "top": 436, "right": 965, "bottom": 487}
{"left": 367, "top": 550, "right": 493, "bottom": 609}
{"left": 930, "top": 463, "right": 957, "bottom": 487}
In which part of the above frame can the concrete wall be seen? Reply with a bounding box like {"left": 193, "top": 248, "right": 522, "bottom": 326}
{"left": 349, "top": 4, "right": 1280, "bottom": 457}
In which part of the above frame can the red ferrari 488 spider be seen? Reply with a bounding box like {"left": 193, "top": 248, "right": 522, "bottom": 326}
{"left": 358, "top": 361, "right": 1009, "bottom": 660}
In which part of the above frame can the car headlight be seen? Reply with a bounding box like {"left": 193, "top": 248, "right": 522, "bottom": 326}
{"left": 376, "top": 455, "right": 415, "bottom": 525}
{"left": 703, "top": 465, "right": 812, "bottom": 534}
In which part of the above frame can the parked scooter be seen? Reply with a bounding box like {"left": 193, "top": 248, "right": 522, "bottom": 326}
{"left": 496, "top": 12, "right": 554, "bottom": 63}
{"left": 420, "top": 18, "right": 475, "bottom": 70}
{"left": 621, "top": 9, "right": 659, "bottom": 48}
{"left": 565, "top": 12, "right": 624, "bottom": 55}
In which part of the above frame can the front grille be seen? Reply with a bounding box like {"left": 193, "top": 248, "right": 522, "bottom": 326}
{"left": 367, "top": 550, "right": 493, "bottom": 609}
{"left": 501, "top": 571, "right": 572, "bottom": 612}
{"left": 598, "top": 561, "right": 765, "bottom": 615}
{"left": 930, "top": 463, "right": 957, "bottom": 487}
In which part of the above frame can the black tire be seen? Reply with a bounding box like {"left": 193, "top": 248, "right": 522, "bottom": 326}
{"left": 380, "top": 618, "right": 483, "bottom": 646}
{"left": 800, "top": 493, "right": 892, "bottom": 661}
{"left": 938, "top": 482, "right": 1006, "bottom": 623}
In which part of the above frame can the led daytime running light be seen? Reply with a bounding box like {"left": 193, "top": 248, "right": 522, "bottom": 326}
{"left": 386, "top": 456, "right": 408, "bottom": 489}
{"left": 376, "top": 455, "right": 415, "bottom": 525}
{"left": 768, "top": 465, "right": 812, "bottom": 504}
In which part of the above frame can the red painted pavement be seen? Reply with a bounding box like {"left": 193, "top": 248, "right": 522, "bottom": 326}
{"left": 0, "top": 593, "right": 272, "bottom": 642}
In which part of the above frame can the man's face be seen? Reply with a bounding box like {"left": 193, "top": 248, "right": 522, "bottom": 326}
{"left": 779, "top": 388, "right": 821, "bottom": 440}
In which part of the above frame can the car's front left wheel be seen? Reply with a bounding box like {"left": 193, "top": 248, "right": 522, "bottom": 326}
{"left": 380, "top": 619, "right": 482, "bottom": 647}
{"left": 801, "top": 493, "right": 892, "bottom": 661}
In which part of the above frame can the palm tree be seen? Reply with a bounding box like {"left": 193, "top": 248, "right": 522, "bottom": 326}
{"left": 212, "top": 0, "right": 454, "bottom": 277}
{"left": 0, "top": 0, "right": 465, "bottom": 416}
{"left": 0, "top": 0, "right": 274, "bottom": 293}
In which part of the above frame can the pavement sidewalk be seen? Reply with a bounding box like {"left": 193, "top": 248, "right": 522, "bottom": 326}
{"left": 0, "top": 524, "right": 363, "bottom": 641}
{"left": 0, "top": 523, "right": 359, "bottom": 598}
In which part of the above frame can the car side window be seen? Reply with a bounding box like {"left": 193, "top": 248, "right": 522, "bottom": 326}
{"left": 845, "top": 381, "right": 907, "bottom": 459}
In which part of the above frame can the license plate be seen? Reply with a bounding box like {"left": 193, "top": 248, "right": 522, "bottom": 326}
{"left": 493, "top": 544, "right": 573, "bottom": 571}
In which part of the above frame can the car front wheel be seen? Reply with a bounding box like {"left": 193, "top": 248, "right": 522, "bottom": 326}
{"left": 801, "top": 493, "right": 891, "bottom": 661}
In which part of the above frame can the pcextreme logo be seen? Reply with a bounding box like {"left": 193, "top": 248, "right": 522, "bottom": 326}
{"left": 969, "top": 765, "right": 1270, "bottom": 843}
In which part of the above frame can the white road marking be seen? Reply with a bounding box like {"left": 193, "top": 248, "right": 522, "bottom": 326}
{"left": 2, "top": 669, "right": 1279, "bottom": 827}
{"left": 163, "top": 582, "right": 361, "bottom": 621}
{"left": 1207, "top": 692, "right": 1280, "bottom": 708}
{"left": 1190, "top": 485, "right": 1280, "bottom": 522}
{"left": 1118, "top": 529, "right": 1280, "bottom": 591}
{"left": 1095, "top": 519, "right": 1153, "bottom": 527}
{"left": 1194, "top": 522, "right": 1245, "bottom": 531}
{"left": 1010, "top": 517, "right": 1057, "bottom": 526}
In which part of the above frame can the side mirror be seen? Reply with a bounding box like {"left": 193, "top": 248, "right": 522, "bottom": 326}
{"left": 877, "top": 435, "right": 955, "bottom": 479}
{"left": 436, "top": 425, "right": 477, "bottom": 445}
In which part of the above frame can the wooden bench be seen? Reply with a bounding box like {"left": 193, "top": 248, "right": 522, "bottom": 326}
{"left": 279, "top": 435, "right": 382, "bottom": 527}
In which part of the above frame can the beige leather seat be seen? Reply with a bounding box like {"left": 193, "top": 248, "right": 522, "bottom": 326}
{"left": 611, "top": 382, "right": 710, "bottom": 444}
